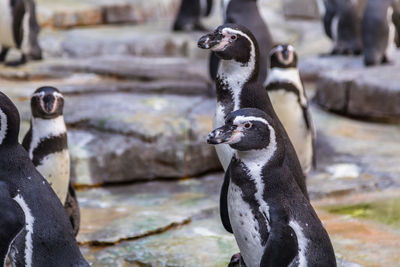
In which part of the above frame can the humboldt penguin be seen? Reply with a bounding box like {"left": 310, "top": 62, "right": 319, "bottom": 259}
{"left": 207, "top": 108, "right": 336, "bottom": 267}
{"left": 173, "top": 0, "right": 213, "bottom": 31}
{"left": 22, "top": 86, "right": 80, "bottom": 236}
{"left": 265, "top": 44, "right": 315, "bottom": 174}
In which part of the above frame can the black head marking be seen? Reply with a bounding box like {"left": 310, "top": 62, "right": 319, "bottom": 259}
{"left": 31, "top": 86, "right": 64, "bottom": 119}
{"left": 208, "top": 108, "right": 279, "bottom": 152}
{"left": 269, "top": 44, "right": 298, "bottom": 68}
{"left": 198, "top": 23, "right": 260, "bottom": 65}
{"left": 0, "top": 92, "right": 20, "bottom": 146}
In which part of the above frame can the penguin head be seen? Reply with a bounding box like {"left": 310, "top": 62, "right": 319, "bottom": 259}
{"left": 207, "top": 108, "right": 278, "bottom": 152}
{"left": 198, "top": 23, "right": 259, "bottom": 65}
{"left": 269, "top": 44, "right": 298, "bottom": 68}
{"left": 0, "top": 92, "right": 20, "bottom": 146}
{"left": 31, "top": 87, "right": 64, "bottom": 119}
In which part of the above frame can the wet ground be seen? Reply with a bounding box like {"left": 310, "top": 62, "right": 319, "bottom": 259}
{"left": 1, "top": 0, "right": 399, "bottom": 266}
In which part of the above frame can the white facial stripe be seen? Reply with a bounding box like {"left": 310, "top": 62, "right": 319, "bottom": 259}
{"left": 32, "top": 91, "right": 45, "bottom": 98}
{"left": 232, "top": 115, "right": 269, "bottom": 126}
{"left": 13, "top": 194, "right": 35, "bottom": 267}
{"left": 269, "top": 45, "right": 284, "bottom": 56}
{"left": 53, "top": 92, "right": 64, "bottom": 99}
{"left": 289, "top": 220, "right": 308, "bottom": 267}
{"left": 0, "top": 108, "right": 8, "bottom": 145}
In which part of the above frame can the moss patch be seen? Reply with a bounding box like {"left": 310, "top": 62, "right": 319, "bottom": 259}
{"left": 326, "top": 198, "right": 400, "bottom": 228}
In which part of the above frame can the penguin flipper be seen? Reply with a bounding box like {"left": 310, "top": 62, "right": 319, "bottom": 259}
{"left": 323, "top": 0, "right": 336, "bottom": 39}
{"left": 22, "top": 123, "right": 32, "bottom": 152}
{"left": 209, "top": 52, "right": 220, "bottom": 81}
{"left": 64, "top": 182, "right": 81, "bottom": 237}
{"left": 0, "top": 182, "right": 25, "bottom": 264}
{"left": 220, "top": 170, "right": 232, "bottom": 233}
{"left": 260, "top": 223, "right": 298, "bottom": 266}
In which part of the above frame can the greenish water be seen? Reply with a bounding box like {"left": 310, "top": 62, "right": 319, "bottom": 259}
{"left": 327, "top": 198, "right": 400, "bottom": 229}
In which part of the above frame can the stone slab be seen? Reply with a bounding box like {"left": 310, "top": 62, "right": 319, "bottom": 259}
{"left": 36, "top": 0, "right": 180, "bottom": 28}
{"left": 40, "top": 24, "right": 208, "bottom": 59}
{"left": 77, "top": 173, "right": 222, "bottom": 244}
{"left": 300, "top": 52, "right": 400, "bottom": 121}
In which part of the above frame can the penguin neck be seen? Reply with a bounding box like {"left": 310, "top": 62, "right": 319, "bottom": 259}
{"left": 216, "top": 51, "right": 258, "bottom": 112}
{"left": 29, "top": 115, "right": 67, "bottom": 157}
{"left": 265, "top": 67, "right": 307, "bottom": 106}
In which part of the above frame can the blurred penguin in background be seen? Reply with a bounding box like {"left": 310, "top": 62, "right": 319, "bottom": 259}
{"left": 173, "top": 0, "right": 213, "bottom": 31}
{"left": 0, "top": 0, "right": 42, "bottom": 66}
{"left": 322, "top": 0, "right": 365, "bottom": 55}
{"left": 209, "top": 0, "right": 274, "bottom": 83}
{"left": 362, "top": 0, "right": 400, "bottom": 65}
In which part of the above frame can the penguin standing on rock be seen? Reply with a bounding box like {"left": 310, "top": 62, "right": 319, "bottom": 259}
{"left": 209, "top": 0, "right": 274, "bottom": 83}
{"left": 0, "top": 92, "right": 89, "bottom": 266}
{"left": 322, "top": 0, "right": 363, "bottom": 55}
{"left": 0, "top": 0, "right": 42, "bottom": 66}
{"left": 173, "top": 0, "right": 213, "bottom": 31}
{"left": 362, "top": 0, "right": 400, "bottom": 65}
{"left": 22, "top": 86, "right": 80, "bottom": 236}
{"left": 207, "top": 108, "right": 337, "bottom": 267}
{"left": 0, "top": 181, "right": 25, "bottom": 266}
{"left": 265, "top": 44, "right": 315, "bottom": 174}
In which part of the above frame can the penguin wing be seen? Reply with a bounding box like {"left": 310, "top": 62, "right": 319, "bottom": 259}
{"left": 209, "top": 52, "right": 220, "bottom": 81}
{"left": 220, "top": 170, "right": 233, "bottom": 233}
{"left": 323, "top": 0, "right": 337, "bottom": 39}
{"left": 301, "top": 81, "right": 317, "bottom": 169}
{"left": 260, "top": 222, "right": 298, "bottom": 266}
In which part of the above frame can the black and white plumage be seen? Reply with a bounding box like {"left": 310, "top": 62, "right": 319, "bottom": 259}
{"left": 207, "top": 108, "right": 337, "bottom": 267}
{"left": 362, "top": 0, "right": 400, "bottom": 65}
{"left": 209, "top": 0, "right": 274, "bottom": 83}
{"left": 0, "top": 91, "right": 89, "bottom": 266}
{"left": 265, "top": 44, "right": 315, "bottom": 174}
{"left": 198, "top": 23, "right": 308, "bottom": 197}
{"left": 173, "top": 0, "right": 213, "bottom": 31}
{"left": 22, "top": 86, "right": 80, "bottom": 236}
{"left": 0, "top": 181, "right": 25, "bottom": 267}
{"left": 322, "top": 0, "right": 363, "bottom": 55}
{"left": 0, "top": 0, "right": 42, "bottom": 66}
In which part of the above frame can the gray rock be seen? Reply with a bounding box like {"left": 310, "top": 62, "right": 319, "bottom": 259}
{"left": 40, "top": 24, "right": 208, "bottom": 59}
{"left": 66, "top": 94, "right": 220, "bottom": 185}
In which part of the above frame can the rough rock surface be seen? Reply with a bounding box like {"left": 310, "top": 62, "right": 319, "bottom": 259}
{"left": 300, "top": 52, "right": 400, "bottom": 121}
{"left": 36, "top": 0, "right": 181, "bottom": 28}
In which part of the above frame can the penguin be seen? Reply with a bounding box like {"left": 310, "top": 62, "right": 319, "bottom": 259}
{"left": 265, "top": 44, "right": 316, "bottom": 174}
{"left": 198, "top": 23, "right": 307, "bottom": 196}
{"left": 361, "top": 0, "right": 400, "bottom": 65}
{"left": 0, "top": 0, "right": 42, "bottom": 66}
{"left": 0, "top": 91, "right": 89, "bottom": 266}
{"left": 173, "top": 0, "right": 213, "bottom": 31}
{"left": 207, "top": 108, "right": 337, "bottom": 267}
{"left": 0, "top": 181, "right": 25, "bottom": 267}
{"left": 322, "top": 0, "right": 363, "bottom": 55}
{"left": 209, "top": 0, "right": 274, "bottom": 83}
{"left": 22, "top": 86, "right": 80, "bottom": 237}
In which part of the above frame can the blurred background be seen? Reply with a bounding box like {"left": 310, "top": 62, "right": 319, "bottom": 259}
{"left": 0, "top": 0, "right": 399, "bottom": 266}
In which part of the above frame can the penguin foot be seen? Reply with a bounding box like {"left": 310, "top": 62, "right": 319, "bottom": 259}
{"left": 228, "top": 253, "right": 246, "bottom": 267}
{"left": 5, "top": 55, "right": 26, "bottom": 67}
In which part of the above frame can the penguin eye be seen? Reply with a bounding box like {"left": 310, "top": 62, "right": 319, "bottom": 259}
{"left": 244, "top": 122, "right": 252, "bottom": 129}
{"left": 230, "top": 35, "right": 237, "bottom": 40}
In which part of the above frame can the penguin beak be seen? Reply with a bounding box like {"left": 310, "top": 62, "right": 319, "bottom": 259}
{"left": 282, "top": 49, "right": 290, "bottom": 60}
{"left": 207, "top": 124, "right": 241, "bottom": 145}
{"left": 40, "top": 94, "right": 57, "bottom": 114}
{"left": 198, "top": 32, "right": 224, "bottom": 50}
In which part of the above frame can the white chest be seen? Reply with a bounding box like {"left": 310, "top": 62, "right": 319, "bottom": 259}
{"left": 0, "top": 0, "right": 16, "bottom": 48}
{"left": 36, "top": 150, "right": 70, "bottom": 204}
{"left": 214, "top": 103, "right": 234, "bottom": 171}
{"left": 268, "top": 90, "right": 313, "bottom": 173}
{"left": 228, "top": 182, "right": 265, "bottom": 267}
